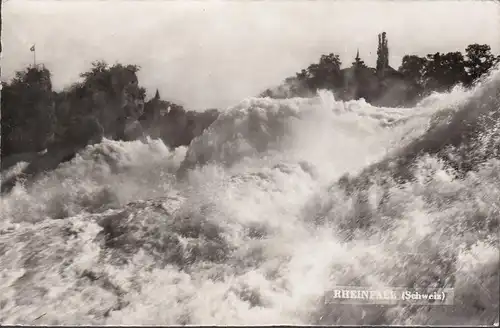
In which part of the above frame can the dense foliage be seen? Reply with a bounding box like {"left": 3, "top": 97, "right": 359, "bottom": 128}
{"left": 1, "top": 61, "right": 219, "bottom": 159}
{"left": 1, "top": 66, "right": 56, "bottom": 155}
{"left": 261, "top": 35, "right": 499, "bottom": 107}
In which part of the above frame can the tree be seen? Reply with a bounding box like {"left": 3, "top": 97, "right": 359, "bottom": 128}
{"left": 295, "top": 53, "right": 342, "bottom": 91}
{"left": 376, "top": 32, "right": 389, "bottom": 75}
{"left": 138, "top": 87, "right": 147, "bottom": 101}
{"left": 464, "top": 44, "right": 497, "bottom": 85}
{"left": 424, "top": 52, "right": 467, "bottom": 91}
{"left": 399, "top": 55, "right": 427, "bottom": 86}
{"left": 296, "top": 69, "right": 309, "bottom": 81}
{"left": 319, "top": 53, "right": 342, "bottom": 72}
{"left": 1, "top": 66, "right": 56, "bottom": 155}
{"left": 80, "top": 60, "right": 109, "bottom": 80}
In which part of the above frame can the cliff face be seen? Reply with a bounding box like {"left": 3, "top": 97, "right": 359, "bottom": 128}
{"left": 110, "top": 67, "right": 145, "bottom": 140}
{"left": 139, "top": 98, "right": 219, "bottom": 149}
{"left": 52, "top": 64, "right": 146, "bottom": 149}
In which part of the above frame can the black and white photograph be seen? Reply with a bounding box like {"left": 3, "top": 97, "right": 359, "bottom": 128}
{"left": 1, "top": 0, "right": 499, "bottom": 325}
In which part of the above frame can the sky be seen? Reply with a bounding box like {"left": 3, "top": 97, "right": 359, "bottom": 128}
{"left": 2, "top": 0, "right": 500, "bottom": 110}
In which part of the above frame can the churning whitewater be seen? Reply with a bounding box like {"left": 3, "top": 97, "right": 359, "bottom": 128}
{"left": 0, "top": 68, "right": 499, "bottom": 325}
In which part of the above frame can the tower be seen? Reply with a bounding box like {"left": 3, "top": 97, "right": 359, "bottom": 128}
{"left": 352, "top": 48, "right": 366, "bottom": 69}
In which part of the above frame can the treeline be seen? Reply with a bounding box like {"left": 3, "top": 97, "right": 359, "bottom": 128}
{"left": 261, "top": 34, "right": 500, "bottom": 107}
{"left": 399, "top": 43, "right": 500, "bottom": 92}
{"left": 1, "top": 61, "right": 219, "bottom": 160}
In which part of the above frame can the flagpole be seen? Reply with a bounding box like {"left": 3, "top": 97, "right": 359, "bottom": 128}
{"left": 30, "top": 44, "right": 36, "bottom": 68}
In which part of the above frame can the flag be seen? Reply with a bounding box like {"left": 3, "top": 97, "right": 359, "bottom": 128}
{"left": 30, "top": 45, "right": 35, "bottom": 52}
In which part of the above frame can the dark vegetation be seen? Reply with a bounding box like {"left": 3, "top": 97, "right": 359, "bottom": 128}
{"left": 260, "top": 32, "right": 499, "bottom": 107}
{"left": 0, "top": 32, "right": 498, "bottom": 193}
{"left": 1, "top": 61, "right": 219, "bottom": 159}
{"left": 0, "top": 61, "right": 219, "bottom": 193}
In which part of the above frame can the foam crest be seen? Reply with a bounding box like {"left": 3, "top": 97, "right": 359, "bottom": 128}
{"left": 0, "top": 138, "right": 186, "bottom": 224}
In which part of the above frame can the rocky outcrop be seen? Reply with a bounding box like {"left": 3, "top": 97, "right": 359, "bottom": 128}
{"left": 162, "top": 108, "right": 219, "bottom": 148}
{"left": 52, "top": 63, "right": 145, "bottom": 148}
{"left": 1, "top": 63, "right": 147, "bottom": 194}
{"left": 139, "top": 91, "right": 219, "bottom": 149}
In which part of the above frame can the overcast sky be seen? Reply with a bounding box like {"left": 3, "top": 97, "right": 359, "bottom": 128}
{"left": 2, "top": 0, "right": 499, "bottom": 110}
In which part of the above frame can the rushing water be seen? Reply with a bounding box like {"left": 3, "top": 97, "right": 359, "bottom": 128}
{"left": 0, "top": 68, "right": 499, "bottom": 325}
